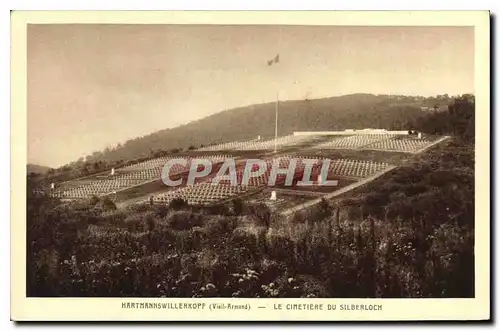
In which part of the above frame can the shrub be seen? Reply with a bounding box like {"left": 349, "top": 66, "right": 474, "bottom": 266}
{"left": 169, "top": 198, "right": 189, "bottom": 211}
{"left": 166, "top": 211, "right": 204, "bottom": 231}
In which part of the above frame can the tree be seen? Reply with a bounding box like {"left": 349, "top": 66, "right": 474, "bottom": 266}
{"left": 318, "top": 198, "right": 332, "bottom": 220}
{"left": 415, "top": 95, "right": 474, "bottom": 141}
{"left": 232, "top": 198, "right": 244, "bottom": 216}
{"left": 89, "top": 195, "right": 100, "bottom": 206}
{"left": 101, "top": 197, "right": 117, "bottom": 211}
{"left": 248, "top": 203, "right": 272, "bottom": 228}
{"left": 169, "top": 198, "right": 188, "bottom": 211}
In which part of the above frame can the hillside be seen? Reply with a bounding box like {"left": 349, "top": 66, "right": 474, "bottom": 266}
{"left": 27, "top": 138, "right": 475, "bottom": 298}
{"left": 27, "top": 95, "right": 475, "bottom": 298}
{"left": 78, "top": 94, "right": 437, "bottom": 166}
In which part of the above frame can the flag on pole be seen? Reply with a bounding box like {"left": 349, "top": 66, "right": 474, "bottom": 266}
{"left": 267, "top": 54, "right": 280, "bottom": 66}
{"left": 267, "top": 53, "right": 280, "bottom": 152}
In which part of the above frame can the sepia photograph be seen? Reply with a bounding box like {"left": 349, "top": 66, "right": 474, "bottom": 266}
{"left": 11, "top": 10, "right": 490, "bottom": 321}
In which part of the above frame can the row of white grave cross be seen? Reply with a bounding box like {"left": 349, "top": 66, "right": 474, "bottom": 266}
{"left": 196, "top": 133, "right": 426, "bottom": 153}
{"left": 197, "top": 134, "right": 316, "bottom": 151}
{"left": 50, "top": 154, "right": 232, "bottom": 199}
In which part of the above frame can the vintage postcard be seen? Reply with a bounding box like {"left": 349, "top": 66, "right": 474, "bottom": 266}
{"left": 11, "top": 11, "right": 490, "bottom": 321}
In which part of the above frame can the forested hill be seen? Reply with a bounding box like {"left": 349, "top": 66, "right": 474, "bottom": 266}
{"left": 73, "top": 94, "right": 451, "bottom": 166}
{"left": 27, "top": 164, "right": 52, "bottom": 175}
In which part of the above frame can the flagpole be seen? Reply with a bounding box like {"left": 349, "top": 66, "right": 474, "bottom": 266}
{"left": 274, "top": 90, "right": 279, "bottom": 153}
{"left": 268, "top": 53, "right": 280, "bottom": 153}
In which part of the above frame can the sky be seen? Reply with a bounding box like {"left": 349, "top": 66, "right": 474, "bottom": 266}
{"left": 27, "top": 25, "right": 474, "bottom": 167}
